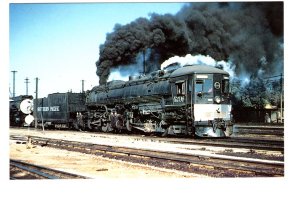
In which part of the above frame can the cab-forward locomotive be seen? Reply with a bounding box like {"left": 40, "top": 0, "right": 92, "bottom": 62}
{"left": 85, "top": 64, "right": 233, "bottom": 137}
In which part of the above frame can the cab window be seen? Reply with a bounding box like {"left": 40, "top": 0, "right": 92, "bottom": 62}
{"left": 222, "top": 79, "right": 229, "bottom": 94}
{"left": 196, "top": 79, "right": 213, "bottom": 94}
{"left": 175, "top": 81, "right": 185, "bottom": 95}
{"left": 195, "top": 80, "right": 203, "bottom": 93}
{"left": 204, "top": 79, "right": 213, "bottom": 93}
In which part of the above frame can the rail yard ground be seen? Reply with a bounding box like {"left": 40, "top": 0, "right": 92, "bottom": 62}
{"left": 9, "top": 124, "right": 284, "bottom": 179}
{"left": 5, "top": 124, "right": 292, "bottom": 200}
{"left": 10, "top": 135, "right": 200, "bottom": 179}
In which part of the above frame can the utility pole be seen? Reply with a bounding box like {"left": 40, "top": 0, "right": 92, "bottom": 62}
{"left": 81, "top": 80, "right": 85, "bottom": 93}
{"left": 11, "top": 70, "right": 17, "bottom": 97}
{"left": 280, "top": 73, "right": 283, "bottom": 123}
{"left": 24, "top": 77, "right": 30, "bottom": 95}
{"left": 263, "top": 74, "right": 284, "bottom": 123}
{"left": 34, "top": 77, "right": 39, "bottom": 129}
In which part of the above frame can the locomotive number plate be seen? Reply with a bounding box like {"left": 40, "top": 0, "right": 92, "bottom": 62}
{"left": 173, "top": 96, "right": 185, "bottom": 103}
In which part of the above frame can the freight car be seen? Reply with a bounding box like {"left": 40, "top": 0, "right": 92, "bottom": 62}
{"left": 35, "top": 92, "right": 86, "bottom": 129}
{"left": 9, "top": 95, "right": 33, "bottom": 126}
{"left": 86, "top": 64, "right": 233, "bottom": 137}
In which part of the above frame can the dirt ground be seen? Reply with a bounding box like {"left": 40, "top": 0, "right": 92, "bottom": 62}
{"left": 10, "top": 129, "right": 205, "bottom": 179}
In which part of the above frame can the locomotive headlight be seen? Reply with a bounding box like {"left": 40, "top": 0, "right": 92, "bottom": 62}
{"left": 215, "top": 96, "right": 221, "bottom": 104}
{"left": 214, "top": 82, "right": 220, "bottom": 89}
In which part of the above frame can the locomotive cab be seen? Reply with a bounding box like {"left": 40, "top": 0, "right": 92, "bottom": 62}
{"left": 193, "top": 73, "right": 232, "bottom": 137}
{"left": 169, "top": 65, "right": 233, "bottom": 137}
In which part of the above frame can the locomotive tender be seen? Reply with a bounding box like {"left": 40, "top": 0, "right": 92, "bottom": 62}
{"left": 35, "top": 92, "right": 86, "bottom": 129}
{"left": 86, "top": 64, "right": 233, "bottom": 137}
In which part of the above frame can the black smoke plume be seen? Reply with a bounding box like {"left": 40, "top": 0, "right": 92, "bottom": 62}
{"left": 96, "top": 2, "right": 283, "bottom": 85}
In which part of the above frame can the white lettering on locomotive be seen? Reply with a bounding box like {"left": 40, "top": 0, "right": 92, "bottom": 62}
{"left": 173, "top": 96, "right": 185, "bottom": 103}
{"left": 37, "top": 106, "right": 60, "bottom": 112}
{"left": 50, "top": 106, "right": 59, "bottom": 111}
{"left": 37, "top": 107, "right": 49, "bottom": 112}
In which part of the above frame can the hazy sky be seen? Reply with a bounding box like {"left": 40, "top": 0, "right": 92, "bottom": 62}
{"left": 9, "top": 2, "right": 185, "bottom": 98}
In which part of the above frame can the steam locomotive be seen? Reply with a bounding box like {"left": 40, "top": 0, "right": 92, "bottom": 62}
{"left": 86, "top": 64, "right": 233, "bottom": 137}
{"left": 10, "top": 64, "right": 233, "bottom": 137}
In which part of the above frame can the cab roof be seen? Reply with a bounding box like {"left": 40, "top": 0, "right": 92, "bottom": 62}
{"left": 170, "top": 65, "right": 229, "bottom": 78}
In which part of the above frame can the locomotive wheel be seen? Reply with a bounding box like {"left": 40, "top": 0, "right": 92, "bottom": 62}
{"left": 101, "top": 123, "right": 112, "bottom": 132}
{"left": 162, "top": 129, "right": 168, "bottom": 137}
{"left": 73, "top": 121, "right": 80, "bottom": 131}
{"left": 116, "top": 119, "right": 123, "bottom": 130}
{"left": 86, "top": 119, "right": 100, "bottom": 131}
{"left": 87, "top": 120, "right": 93, "bottom": 130}
{"left": 126, "top": 120, "right": 132, "bottom": 131}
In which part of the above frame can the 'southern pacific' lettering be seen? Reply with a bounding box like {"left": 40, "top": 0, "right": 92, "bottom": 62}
{"left": 37, "top": 106, "right": 60, "bottom": 112}
{"left": 50, "top": 106, "right": 59, "bottom": 111}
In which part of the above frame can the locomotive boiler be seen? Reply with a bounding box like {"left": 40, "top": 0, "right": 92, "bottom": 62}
{"left": 85, "top": 64, "right": 233, "bottom": 137}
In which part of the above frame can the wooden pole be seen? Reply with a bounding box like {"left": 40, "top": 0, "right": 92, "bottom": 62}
{"left": 34, "top": 77, "right": 38, "bottom": 129}
{"left": 11, "top": 70, "right": 17, "bottom": 97}
{"left": 280, "top": 73, "right": 283, "bottom": 123}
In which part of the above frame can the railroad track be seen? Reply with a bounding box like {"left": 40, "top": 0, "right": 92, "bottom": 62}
{"left": 10, "top": 159, "right": 89, "bottom": 179}
{"left": 10, "top": 134, "right": 284, "bottom": 156}
{"left": 97, "top": 133, "right": 284, "bottom": 152}
{"left": 143, "top": 136, "right": 284, "bottom": 152}
{"left": 10, "top": 127, "right": 283, "bottom": 152}
{"left": 233, "top": 124, "right": 284, "bottom": 136}
{"left": 10, "top": 133, "right": 283, "bottom": 153}
{"left": 26, "top": 136, "right": 283, "bottom": 177}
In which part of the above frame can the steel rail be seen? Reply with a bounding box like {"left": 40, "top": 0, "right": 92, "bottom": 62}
{"left": 153, "top": 137, "right": 284, "bottom": 152}
{"left": 234, "top": 127, "right": 284, "bottom": 136}
{"left": 10, "top": 159, "right": 89, "bottom": 179}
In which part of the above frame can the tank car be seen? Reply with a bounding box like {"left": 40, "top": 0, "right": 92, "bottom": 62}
{"left": 35, "top": 92, "right": 86, "bottom": 129}
{"left": 85, "top": 64, "right": 233, "bottom": 137}
{"left": 9, "top": 95, "right": 34, "bottom": 126}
